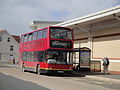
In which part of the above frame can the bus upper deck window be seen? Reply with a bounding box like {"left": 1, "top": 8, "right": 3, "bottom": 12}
{"left": 37, "top": 30, "right": 43, "bottom": 39}
{"left": 33, "top": 32, "right": 37, "bottom": 40}
{"left": 23, "top": 34, "right": 28, "bottom": 42}
{"left": 28, "top": 33, "right": 33, "bottom": 41}
{"left": 43, "top": 29, "right": 47, "bottom": 38}
{"left": 50, "top": 27, "right": 72, "bottom": 40}
{"left": 21, "top": 35, "right": 24, "bottom": 42}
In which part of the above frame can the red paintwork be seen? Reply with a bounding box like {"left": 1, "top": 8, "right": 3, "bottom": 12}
{"left": 19, "top": 26, "right": 73, "bottom": 72}
{"left": 47, "top": 64, "right": 73, "bottom": 69}
{"left": 20, "top": 38, "right": 48, "bottom": 52}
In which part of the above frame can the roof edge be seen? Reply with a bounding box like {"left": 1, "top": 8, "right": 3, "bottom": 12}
{"left": 54, "top": 5, "right": 120, "bottom": 26}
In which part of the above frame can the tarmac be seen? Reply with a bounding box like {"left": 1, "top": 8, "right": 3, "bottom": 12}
{"left": 73, "top": 71, "right": 120, "bottom": 83}
{"left": 0, "top": 62, "right": 120, "bottom": 84}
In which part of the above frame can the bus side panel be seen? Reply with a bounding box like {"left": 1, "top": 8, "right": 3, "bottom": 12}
{"left": 24, "top": 61, "right": 39, "bottom": 71}
{"left": 20, "top": 38, "right": 48, "bottom": 52}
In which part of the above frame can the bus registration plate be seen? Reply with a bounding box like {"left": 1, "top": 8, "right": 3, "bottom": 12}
{"left": 58, "top": 71, "right": 64, "bottom": 73}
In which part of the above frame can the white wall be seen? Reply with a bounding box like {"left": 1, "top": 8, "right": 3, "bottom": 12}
{"left": 0, "top": 32, "right": 19, "bottom": 62}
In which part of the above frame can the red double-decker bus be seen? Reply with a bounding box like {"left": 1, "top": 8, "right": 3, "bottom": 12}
{"left": 19, "top": 26, "right": 73, "bottom": 74}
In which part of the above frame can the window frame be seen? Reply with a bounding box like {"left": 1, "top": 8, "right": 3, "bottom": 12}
{"left": 32, "top": 31, "right": 38, "bottom": 40}
{"left": 23, "top": 34, "right": 28, "bottom": 42}
{"left": 50, "top": 27, "right": 72, "bottom": 40}
{"left": 42, "top": 29, "right": 47, "bottom": 38}
{"left": 38, "top": 51, "right": 46, "bottom": 62}
{"left": 33, "top": 51, "right": 38, "bottom": 61}
{"left": 37, "top": 30, "right": 43, "bottom": 39}
{"left": 7, "top": 37, "right": 10, "bottom": 42}
{"left": 28, "top": 33, "right": 33, "bottom": 41}
{"left": 26, "top": 52, "right": 32, "bottom": 61}
{"left": 10, "top": 45, "right": 14, "bottom": 51}
{"left": 22, "top": 52, "right": 27, "bottom": 61}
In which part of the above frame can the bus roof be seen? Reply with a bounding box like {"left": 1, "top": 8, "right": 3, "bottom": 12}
{"left": 21, "top": 26, "right": 71, "bottom": 36}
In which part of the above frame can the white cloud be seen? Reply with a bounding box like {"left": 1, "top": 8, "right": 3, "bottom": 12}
{"left": 0, "top": 0, "right": 120, "bottom": 35}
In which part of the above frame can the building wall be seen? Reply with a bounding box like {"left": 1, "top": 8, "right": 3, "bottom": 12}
{"left": 93, "top": 35, "right": 120, "bottom": 58}
{"left": 0, "top": 32, "right": 19, "bottom": 63}
{"left": 30, "top": 22, "right": 62, "bottom": 30}
{"left": 73, "top": 26, "right": 120, "bottom": 73}
{"left": 74, "top": 32, "right": 89, "bottom": 48}
{"left": 92, "top": 26, "right": 120, "bottom": 59}
{"left": 92, "top": 26, "right": 120, "bottom": 73}
{"left": 36, "top": 23, "right": 56, "bottom": 29}
{"left": 74, "top": 39, "right": 88, "bottom": 48}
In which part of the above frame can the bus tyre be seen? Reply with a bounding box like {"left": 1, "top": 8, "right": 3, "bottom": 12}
{"left": 37, "top": 65, "right": 41, "bottom": 75}
{"left": 22, "top": 65, "right": 25, "bottom": 72}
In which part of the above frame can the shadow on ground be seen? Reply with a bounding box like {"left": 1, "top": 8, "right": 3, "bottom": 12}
{"left": 25, "top": 70, "right": 85, "bottom": 77}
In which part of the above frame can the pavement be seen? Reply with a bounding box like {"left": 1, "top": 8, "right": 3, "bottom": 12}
{"left": 73, "top": 71, "right": 120, "bottom": 83}
{"left": 0, "top": 62, "right": 120, "bottom": 84}
{"left": 0, "top": 62, "right": 19, "bottom": 68}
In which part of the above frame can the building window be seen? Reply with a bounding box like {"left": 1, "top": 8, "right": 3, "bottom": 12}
{"left": 10, "top": 45, "right": 14, "bottom": 51}
{"left": 8, "top": 38, "right": 10, "bottom": 42}
{"left": 0, "top": 53, "right": 1, "bottom": 60}
{"left": 0, "top": 37, "right": 2, "bottom": 42}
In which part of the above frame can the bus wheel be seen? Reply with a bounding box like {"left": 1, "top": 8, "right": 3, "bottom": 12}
{"left": 36, "top": 65, "right": 41, "bottom": 75}
{"left": 22, "top": 65, "right": 25, "bottom": 72}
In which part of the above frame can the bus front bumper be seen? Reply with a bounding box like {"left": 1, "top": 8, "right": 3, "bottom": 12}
{"left": 41, "top": 69, "right": 73, "bottom": 74}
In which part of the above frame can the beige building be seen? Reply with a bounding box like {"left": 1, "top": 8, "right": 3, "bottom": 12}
{"left": 0, "top": 30, "right": 20, "bottom": 63}
{"left": 29, "top": 6, "right": 120, "bottom": 74}
{"left": 29, "top": 21, "right": 62, "bottom": 30}
{"left": 54, "top": 6, "right": 120, "bottom": 74}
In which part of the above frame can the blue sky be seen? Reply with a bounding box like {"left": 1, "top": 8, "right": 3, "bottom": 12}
{"left": 0, "top": 0, "right": 120, "bottom": 35}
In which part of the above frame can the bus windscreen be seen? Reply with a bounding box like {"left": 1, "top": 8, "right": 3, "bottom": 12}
{"left": 50, "top": 27, "right": 72, "bottom": 40}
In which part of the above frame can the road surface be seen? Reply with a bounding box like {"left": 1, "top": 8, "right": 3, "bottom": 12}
{"left": 0, "top": 65, "right": 120, "bottom": 90}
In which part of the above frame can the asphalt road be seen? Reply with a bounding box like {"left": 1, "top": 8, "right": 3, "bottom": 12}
{"left": 0, "top": 65, "right": 120, "bottom": 90}
{"left": 0, "top": 73, "right": 50, "bottom": 90}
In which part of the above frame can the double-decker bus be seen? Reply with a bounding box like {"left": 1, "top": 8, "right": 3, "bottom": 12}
{"left": 19, "top": 26, "right": 73, "bottom": 74}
